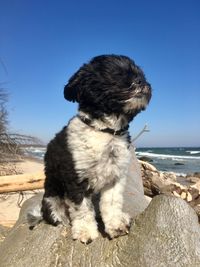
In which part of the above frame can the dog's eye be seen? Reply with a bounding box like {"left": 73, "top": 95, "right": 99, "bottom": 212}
{"left": 136, "top": 77, "right": 144, "bottom": 84}
{"left": 131, "top": 77, "right": 143, "bottom": 86}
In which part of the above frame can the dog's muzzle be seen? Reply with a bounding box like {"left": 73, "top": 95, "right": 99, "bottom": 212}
{"left": 134, "top": 84, "right": 152, "bottom": 102}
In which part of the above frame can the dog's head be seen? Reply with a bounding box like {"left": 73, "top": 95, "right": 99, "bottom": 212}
{"left": 64, "top": 55, "right": 151, "bottom": 121}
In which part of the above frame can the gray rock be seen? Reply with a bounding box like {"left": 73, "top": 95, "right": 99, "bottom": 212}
{"left": 0, "top": 194, "right": 200, "bottom": 267}
{"left": 138, "top": 156, "right": 153, "bottom": 162}
{"left": 131, "top": 195, "right": 200, "bottom": 267}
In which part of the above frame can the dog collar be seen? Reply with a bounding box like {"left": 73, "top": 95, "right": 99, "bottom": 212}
{"left": 77, "top": 115, "right": 129, "bottom": 136}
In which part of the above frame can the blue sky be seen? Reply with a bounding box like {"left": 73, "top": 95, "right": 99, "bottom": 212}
{"left": 0, "top": 0, "right": 200, "bottom": 147}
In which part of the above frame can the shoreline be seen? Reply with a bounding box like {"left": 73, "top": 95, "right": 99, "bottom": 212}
{"left": 24, "top": 146, "right": 200, "bottom": 176}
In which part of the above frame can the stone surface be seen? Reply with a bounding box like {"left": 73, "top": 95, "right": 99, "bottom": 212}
{"left": 130, "top": 195, "right": 200, "bottom": 267}
{"left": 0, "top": 194, "right": 200, "bottom": 267}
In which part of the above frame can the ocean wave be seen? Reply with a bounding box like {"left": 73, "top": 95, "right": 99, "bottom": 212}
{"left": 186, "top": 150, "right": 200, "bottom": 155}
{"left": 23, "top": 146, "right": 46, "bottom": 160}
{"left": 136, "top": 151, "right": 200, "bottom": 160}
{"left": 173, "top": 172, "right": 187, "bottom": 177}
{"left": 171, "top": 158, "right": 184, "bottom": 161}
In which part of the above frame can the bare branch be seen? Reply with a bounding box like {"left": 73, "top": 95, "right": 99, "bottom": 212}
{"left": 131, "top": 124, "right": 150, "bottom": 143}
{"left": 0, "top": 133, "right": 44, "bottom": 163}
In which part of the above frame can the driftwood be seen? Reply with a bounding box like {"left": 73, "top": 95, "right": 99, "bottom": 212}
{"left": 0, "top": 171, "right": 45, "bottom": 193}
{"left": 0, "top": 194, "right": 200, "bottom": 267}
{"left": 140, "top": 160, "right": 200, "bottom": 220}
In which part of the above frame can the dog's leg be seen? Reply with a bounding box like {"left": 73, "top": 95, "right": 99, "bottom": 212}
{"left": 100, "top": 179, "right": 131, "bottom": 239}
{"left": 67, "top": 197, "right": 99, "bottom": 244}
{"left": 42, "top": 196, "right": 69, "bottom": 226}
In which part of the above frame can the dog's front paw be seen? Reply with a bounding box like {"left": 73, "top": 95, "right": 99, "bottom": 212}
{"left": 104, "top": 212, "right": 131, "bottom": 239}
{"left": 72, "top": 221, "right": 99, "bottom": 244}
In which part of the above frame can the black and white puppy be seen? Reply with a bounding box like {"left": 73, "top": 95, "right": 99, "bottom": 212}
{"left": 28, "top": 55, "right": 152, "bottom": 243}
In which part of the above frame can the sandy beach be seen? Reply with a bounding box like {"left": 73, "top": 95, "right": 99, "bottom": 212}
{"left": 0, "top": 159, "right": 44, "bottom": 227}
{"left": 16, "top": 158, "right": 44, "bottom": 174}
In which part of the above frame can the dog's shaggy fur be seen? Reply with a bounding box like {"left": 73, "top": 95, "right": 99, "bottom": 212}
{"left": 27, "top": 55, "right": 152, "bottom": 243}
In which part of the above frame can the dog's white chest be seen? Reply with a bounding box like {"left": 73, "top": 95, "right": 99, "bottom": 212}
{"left": 67, "top": 118, "right": 131, "bottom": 192}
{"left": 93, "top": 136, "right": 130, "bottom": 190}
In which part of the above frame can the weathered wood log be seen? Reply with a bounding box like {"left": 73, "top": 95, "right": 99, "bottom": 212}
{"left": 0, "top": 171, "right": 45, "bottom": 193}
{"left": 0, "top": 194, "right": 200, "bottom": 267}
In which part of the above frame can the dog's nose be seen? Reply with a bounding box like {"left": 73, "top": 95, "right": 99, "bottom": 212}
{"left": 143, "top": 85, "right": 152, "bottom": 102}
{"left": 143, "top": 85, "right": 151, "bottom": 94}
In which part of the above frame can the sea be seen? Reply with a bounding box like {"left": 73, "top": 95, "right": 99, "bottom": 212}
{"left": 136, "top": 147, "right": 200, "bottom": 176}
{"left": 24, "top": 146, "right": 200, "bottom": 176}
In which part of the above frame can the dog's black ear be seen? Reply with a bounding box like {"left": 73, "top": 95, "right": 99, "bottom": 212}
{"left": 64, "top": 66, "right": 87, "bottom": 103}
{"left": 64, "top": 83, "right": 79, "bottom": 102}
{"left": 64, "top": 75, "right": 79, "bottom": 103}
